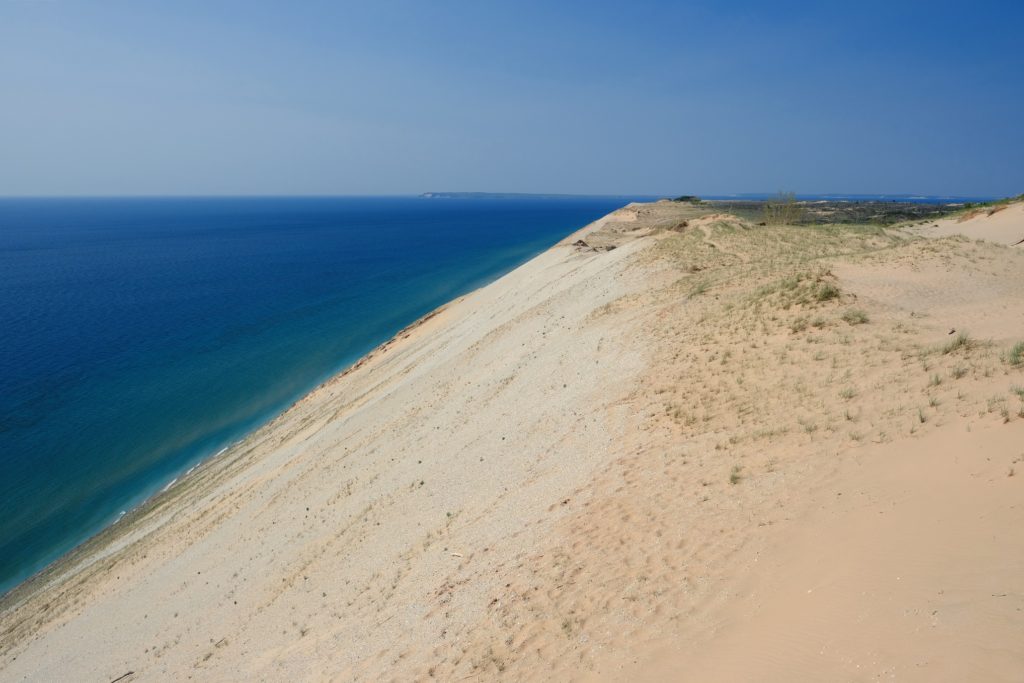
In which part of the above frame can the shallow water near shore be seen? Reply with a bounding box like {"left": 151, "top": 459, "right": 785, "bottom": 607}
{"left": 0, "top": 195, "right": 633, "bottom": 595}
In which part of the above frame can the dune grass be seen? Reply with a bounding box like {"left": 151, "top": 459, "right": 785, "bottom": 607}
{"left": 1008, "top": 341, "right": 1024, "bottom": 367}
{"left": 841, "top": 309, "right": 869, "bottom": 325}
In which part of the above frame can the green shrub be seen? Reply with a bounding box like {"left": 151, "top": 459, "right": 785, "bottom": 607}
{"left": 762, "top": 192, "right": 806, "bottom": 225}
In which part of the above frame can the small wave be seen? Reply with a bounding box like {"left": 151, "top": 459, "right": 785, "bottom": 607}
{"left": 162, "top": 478, "right": 178, "bottom": 492}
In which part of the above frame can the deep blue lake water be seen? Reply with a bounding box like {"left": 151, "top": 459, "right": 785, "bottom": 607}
{"left": 0, "top": 196, "right": 635, "bottom": 595}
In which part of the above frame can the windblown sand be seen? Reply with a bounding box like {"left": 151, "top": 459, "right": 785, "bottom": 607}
{"left": 2, "top": 202, "right": 1023, "bottom": 682}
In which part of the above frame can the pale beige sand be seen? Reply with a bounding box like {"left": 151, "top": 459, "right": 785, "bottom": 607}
{"left": 2, "top": 202, "right": 1023, "bottom": 682}
{"left": 622, "top": 420, "right": 1024, "bottom": 682}
{"left": 913, "top": 201, "right": 1024, "bottom": 246}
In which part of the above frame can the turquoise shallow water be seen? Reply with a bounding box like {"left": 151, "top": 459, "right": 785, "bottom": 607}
{"left": 0, "top": 196, "right": 635, "bottom": 595}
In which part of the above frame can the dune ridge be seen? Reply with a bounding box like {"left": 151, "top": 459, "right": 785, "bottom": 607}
{"left": 2, "top": 201, "right": 1023, "bottom": 682}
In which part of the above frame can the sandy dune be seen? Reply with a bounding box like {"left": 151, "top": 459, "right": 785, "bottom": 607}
{"left": 2, "top": 201, "right": 1023, "bottom": 681}
{"left": 915, "top": 201, "right": 1024, "bottom": 246}
{"left": 626, "top": 421, "right": 1024, "bottom": 681}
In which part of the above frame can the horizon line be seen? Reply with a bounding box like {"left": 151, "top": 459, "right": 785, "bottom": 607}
{"left": 0, "top": 191, "right": 1009, "bottom": 201}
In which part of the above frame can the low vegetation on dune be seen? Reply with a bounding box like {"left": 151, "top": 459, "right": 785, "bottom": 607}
{"left": 761, "top": 191, "right": 805, "bottom": 225}
{"left": 1008, "top": 340, "right": 1024, "bottom": 367}
{"left": 959, "top": 191, "right": 1024, "bottom": 213}
{"left": 453, "top": 204, "right": 1024, "bottom": 680}
{"left": 636, "top": 207, "right": 1024, "bottom": 458}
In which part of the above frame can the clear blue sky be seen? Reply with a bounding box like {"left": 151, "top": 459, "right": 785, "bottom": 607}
{"left": 2, "top": 1, "right": 1021, "bottom": 197}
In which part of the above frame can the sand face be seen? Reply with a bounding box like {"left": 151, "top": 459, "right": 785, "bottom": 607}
{"left": 628, "top": 421, "right": 1024, "bottom": 682}
{"left": 913, "top": 201, "right": 1024, "bottom": 246}
{"left": 2, "top": 201, "right": 1023, "bottom": 681}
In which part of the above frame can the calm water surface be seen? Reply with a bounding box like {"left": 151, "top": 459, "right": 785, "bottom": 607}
{"left": 0, "top": 196, "right": 635, "bottom": 594}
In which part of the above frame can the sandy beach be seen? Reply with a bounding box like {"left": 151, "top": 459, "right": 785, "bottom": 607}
{"left": 2, "top": 200, "right": 1023, "bottom": 681}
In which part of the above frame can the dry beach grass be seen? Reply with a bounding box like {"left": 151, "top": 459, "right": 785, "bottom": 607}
{"left": 2, "top": 200, "right": 1023, "bottom": 681}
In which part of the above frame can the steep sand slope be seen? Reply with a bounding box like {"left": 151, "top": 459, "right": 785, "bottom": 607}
{"left": 2, "top": 202, "right": 1023, "bottom": 681}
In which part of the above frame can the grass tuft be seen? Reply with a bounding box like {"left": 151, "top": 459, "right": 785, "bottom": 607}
{"left": 841, "top": 308, "right": 869, "bottom": 325}
{"left": 814, "top": 282, "right": 841, "bottom": 302}
{"left": 942, "top": 331, "right": 973, "bottom": 355}
{"left": 1008, "top": 341, "right": 1024, "bottom": 367}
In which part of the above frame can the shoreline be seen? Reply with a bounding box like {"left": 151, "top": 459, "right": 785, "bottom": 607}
{"left": 0, "top": 290, "right": 469, "bottom": 612}
{"left": 3, "top": 200, "right": 1022, "bottom": 680}
{"left": 0, "top": 233, "right": 537, "bottom": 606}
{"left": 0, "top": 201, "right": 647, "bottom": 665}
{"left": 0, "top": 195, "right": 633, "bottom": 601}
{"left": 0, "top": 206, "right": 602, "bottom": 604}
